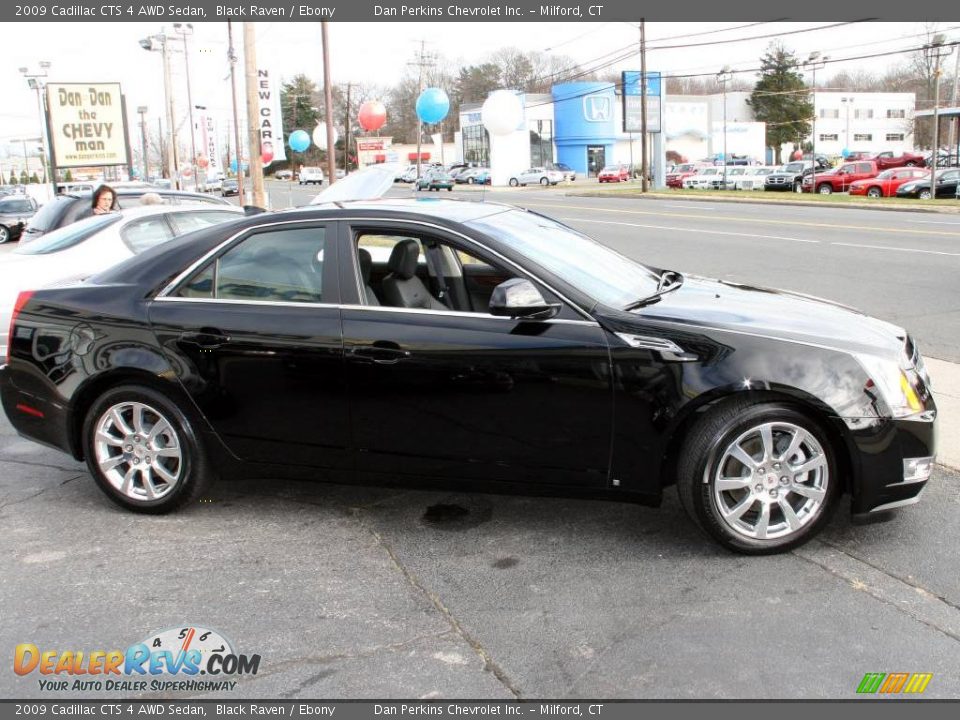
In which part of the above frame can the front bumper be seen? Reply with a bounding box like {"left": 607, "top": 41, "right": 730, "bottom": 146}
{"left": 848, "top": 410, "right": 938, "bottom": 514}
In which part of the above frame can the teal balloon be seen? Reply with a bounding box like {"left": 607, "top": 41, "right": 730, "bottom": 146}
{"left": 289, "top": 130, "right": 311, "bottom": 152}
{"left": 841, "top": 148, "right": 850, "bottom": 158}
{"left": 416, "top": 88, "right": 450, "bottom": 124}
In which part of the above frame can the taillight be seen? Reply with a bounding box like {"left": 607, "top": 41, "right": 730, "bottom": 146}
{"left": 7, "top": 290, "right": 34, "bottom": 365}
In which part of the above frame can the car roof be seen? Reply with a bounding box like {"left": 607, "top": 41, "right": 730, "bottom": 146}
{"left": 281, "top": 197, "right": 513, "bottom": 224}
{"left": 94, "top": 204, "right": 245, "bottom": 222}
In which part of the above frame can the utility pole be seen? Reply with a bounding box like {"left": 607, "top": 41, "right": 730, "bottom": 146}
{"left": 639, "top": 19, "right": 649, "bottom": 192}
{"left": 137, "top": 106, "right": 149, "bottom": 180}
{"left": 409, "top": 39, "right": 436, "bottom": 180}
{"left": 717, "top": 66, "right": 732, "bottom": 190}
{"left": 174, "top": 23, "right": 198, "bottom": 189}
{"left": 928, "top": 35, "right": 954, "bottom": 199}
{"left": 227, "top": 21, "right": 244, "bottom": 201}
{"left": 947, "top": 39, "right": 959, "bottom": 161}
{"left": 804, "top": 52, "right": 827, "bottom": 191}
{"left": 344, "top": 82, "right": 353, "bottom": 174}
{"left": 162, "top": 37, "right": 179, "bottom": 188}
{"left": 243, "top": 22, "right": 265, "bottom": 207}
{"left": 321, "top": 21, "right": 336, "bottom": 185}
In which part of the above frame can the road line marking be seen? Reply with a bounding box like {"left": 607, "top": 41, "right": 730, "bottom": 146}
{"left": 908, "top": 220, "right": 960, "bottom": 226}
{"left": 663, "top": 203, "right": 716, "bottom": 210}
{"left": 831, "top": 242, "right": 960, "bottom": 257}
{"left": 557, "top": 217, "right": 820, "bottom": 243}
{"left": 520, "top": 200, "right": 960, "bottom": 237}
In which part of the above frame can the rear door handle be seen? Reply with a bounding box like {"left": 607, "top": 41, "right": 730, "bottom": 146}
{"left": 180, "top": 329, "right": 231, "bottom": 349}
{"left": 349, "top": 342, "right": 411, "bottom": 364}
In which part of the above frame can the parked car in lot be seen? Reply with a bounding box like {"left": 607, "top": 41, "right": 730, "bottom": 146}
{"left": 20, "top": 188, "right": 232, "bottom": 244}
{"left": 221, "top": 178, "right": 239, "bottom": 197}
{"left": 0, "top": 194, "right": 39, "bottom": 244}
{"left": 764, "top": 160, "right": 827, "bottom": 192}
{"left": 0, "top": 198, "right": 937, "bottom": 555}
{"left": 848, "top": 168, "right": 929, "bottom": 198}
{"left": 683, "top": 167, "right": 724, "bottom": 189}
{"left": 299, "top": 167, "right": 325, "bottom": 185}
{"left": 470, "top": 169, "right": 491, "bottom": 185}
{"left": 842, "top": 151, "right": 873, "bottom": 162}
{"left": 718, "top": 167, "right": 748, "bottom": 189}
{"left": 508, "top": 167, "right": 564, "bottom": 186}
{"left": 456, "top": 167, "right": 489, "bottom": 184}
{"left": 895, "top": 168, "right": 960, "bottom": 199}
{"left": 801, "top": 161, "right": 880, "bottom": 194}
{"left": 0, "top": 205, "right": 244, "bottom": 357}
{"left": 869, "top": 151, "right": 926, "bottom": 170}
{"left": 598, "top": 165, "right": 630, "bottom": 183}
{"left": 416, "top": 171, "right": 455, "bottom": 191}
{"left": 274, "top": 170, "right": 294, "bottom": 181}
{"left": 548, "top": 162, "right": 576, "bottom": 181}
{"left": 666, "top": 163, "right": 709, "bottom": 189}
{"left": 731, "top": 166, "right": 775, "bottom": 191}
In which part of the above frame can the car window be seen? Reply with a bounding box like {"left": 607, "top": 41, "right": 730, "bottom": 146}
{"left": 169, "top": 210, "right": 241, "bottom": 235}
{"left": 14, "top": 214, "right": 121, "bottom": 255}
{"left": 120, "top": 216, "right": 175, "bottom": 254}
{"left": 25, "top": 196, "right": 74, "bottom": 232}
{"left": 0, "top": 199, "right": 34, "bottom": 213}
{"left": 857, "top": 163, "right": 873, "bottom": 173}
{"left": 175, "top": 226, "right": 325, "bottom": 303}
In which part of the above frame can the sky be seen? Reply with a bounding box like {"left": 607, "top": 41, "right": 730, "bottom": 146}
{"left": 2, "top": 20, "right": 957, "bottom": 155}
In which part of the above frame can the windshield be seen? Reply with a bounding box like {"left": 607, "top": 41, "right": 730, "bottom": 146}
{"left": 468, "top": 210, "right": 659, "bottom": 308}
{"left": 14, "top": 214, "right": 120, "bottom": 255}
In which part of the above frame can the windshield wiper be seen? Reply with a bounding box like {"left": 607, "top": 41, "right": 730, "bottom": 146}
{"left": 624, "top": 271, "right": 683, "bottom": 311}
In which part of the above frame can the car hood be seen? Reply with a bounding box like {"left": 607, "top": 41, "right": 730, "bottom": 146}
{"left": 621, "top": 275, "right": 906, "bottom": 360}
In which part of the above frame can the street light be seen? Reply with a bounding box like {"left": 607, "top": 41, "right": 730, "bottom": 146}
{"left": 926, "top": 34, "right": 955, "bottom": 199}
{"left": 841, "top": 96, "right": 855, "bottom": 155}
{"left": 173, "top": 23, "right": 199, "bottom": 189}
{"left": 19, "top": 62, "right": 53, "bottom": 189}
{"left": 716, "top": 66, "right": 733, "bottom": 190}
{"left": 803, "top": 52, "right": 828, "bottom": 192}
{"left": 139, "top": 31, "right": 179, "bottom": 188}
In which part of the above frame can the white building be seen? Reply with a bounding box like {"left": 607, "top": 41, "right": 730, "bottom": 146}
{"left": 807, "top": 91, "right": 916, "bottom": 157}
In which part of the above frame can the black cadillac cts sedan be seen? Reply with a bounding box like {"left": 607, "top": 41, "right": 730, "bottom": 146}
{"left": 0, "top": 199, "right": 937, "bottom": 554}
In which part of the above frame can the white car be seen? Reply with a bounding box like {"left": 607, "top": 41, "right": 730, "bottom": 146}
{"left": 682, "top": 167, "right": 724, "bottom": 189}
{"left": 299, "top": 167, "right": 325, "bottom": 185}
{"left": 508, "top": 167, "right": 564, "bottom": 187}
{"left": 735, "top": 166, "right": 776, "bottom": 190}
{"left": 0, "top": 205, "right": 244, "bottom": 357}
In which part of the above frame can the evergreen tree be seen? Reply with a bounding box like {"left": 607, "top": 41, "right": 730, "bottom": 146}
{"left": 29, "top": 173, "right": 39, "bottom": 184}
{"left": 65, "top": 169, "right": 74, "bottom": 182}
{"left": 748, "top": 42, "right": 813, "bottom": 165}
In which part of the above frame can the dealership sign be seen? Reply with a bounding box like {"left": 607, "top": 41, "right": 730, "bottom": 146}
{"left": 257, "top": 68, "right": 286, "bottom": 167}
{"left": 46, "top": 83, "right": 129, "bottom": 168}
{"left": 622, "top": 71, "right": 661, "bottom": 134}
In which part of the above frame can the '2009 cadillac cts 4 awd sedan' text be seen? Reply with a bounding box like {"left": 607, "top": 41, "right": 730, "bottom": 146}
{"left": 0, "top": 199, "right": 937, "bottom": 554}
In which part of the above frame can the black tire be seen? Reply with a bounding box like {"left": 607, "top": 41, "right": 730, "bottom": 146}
{"left": 677, "top": 399, "right": 840, "bottom": 554}
{"left": 0, "top": 225, "right": 9, "bottom": 245}
{"left": 468, "top": 177, "right": 474, "bottom": 184}
{"left": 919, "top": 189, "right": 932, "bottom": 200}
{"left": 905, "top": 161, "right": 917, "bottom": 167}
{"left": 82, "top": 385, "right": 212, "bottom": 514}
{"left": 866, "top": 187, "right": 883, "bottom": 198}
{"left": 793, "top": 181, "right": 803, "bottom": 193}
{"left": 509, "top": 178, "right": 519, "bottom": 187}
{"left": 817, "top": 184, "right": 833, "bottom": 195}
{"left": 540, "top": 177, "right": 549, "bottom": 186}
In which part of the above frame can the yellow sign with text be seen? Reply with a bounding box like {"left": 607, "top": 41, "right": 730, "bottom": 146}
{"left": 46, "top": 83, "right": 129, "bottom": 168}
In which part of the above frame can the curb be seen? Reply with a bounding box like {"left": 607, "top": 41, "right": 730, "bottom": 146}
{"left": 567, "top": 191, "right": 960, "bottom": 214}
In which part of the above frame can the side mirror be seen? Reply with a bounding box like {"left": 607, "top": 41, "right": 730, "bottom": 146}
{"left": 489, "top": 278, "right": 561, "bottom": 320}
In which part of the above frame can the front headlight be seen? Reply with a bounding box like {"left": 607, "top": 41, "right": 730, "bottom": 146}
{"left": 854, "top": 353, "right": 924, "bottom": 417}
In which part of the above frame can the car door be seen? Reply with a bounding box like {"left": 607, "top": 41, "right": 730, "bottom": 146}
{"left": 337, "top": 219, "right": 613, "bottom": 488}
{"left": 938, "top": 170, "right": 960, "bottom": 197}
{"left": 148, "top": 219, "right": 349, "bottom": 469}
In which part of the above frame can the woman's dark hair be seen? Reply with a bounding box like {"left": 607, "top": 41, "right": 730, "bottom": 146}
{"left": 91, "top": 184, "right": 119, "bottom": 210}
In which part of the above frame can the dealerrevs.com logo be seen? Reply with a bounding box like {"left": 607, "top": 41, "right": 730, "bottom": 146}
{"left": 14, "top": 626, "right": 261, "bottom": 693}
{"left": 857, "top": 672, "right": 933, "bottom": 695}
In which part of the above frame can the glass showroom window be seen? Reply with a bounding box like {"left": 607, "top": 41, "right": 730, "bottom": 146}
{"left": 529, "top": 120, "right": 554, "bottom": 168}
{"left": 462, "top": 125, "right": 490, "bottom": 166}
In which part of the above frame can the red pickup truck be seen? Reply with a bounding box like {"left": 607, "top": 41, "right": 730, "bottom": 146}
{"left": 666, "top": 163, "right": 709, "bottom": 189}
{"left": 870, "top": 151, "right": 926, "bottom": 170}
{"left": 801, "top": 161, "right": 880, "bottom": 194}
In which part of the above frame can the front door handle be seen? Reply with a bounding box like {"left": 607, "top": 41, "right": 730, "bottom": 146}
{"left": 180, "top": 329, "right": 231, "bottom": 349}
{"left": 349, "top": 342, "right": 411, "bottom": 364}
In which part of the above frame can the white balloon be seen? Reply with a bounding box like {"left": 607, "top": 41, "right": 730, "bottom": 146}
{"left": 312, "top": 124, "right": 339, "bottom": 151}
{"left": 481, "top": 90, "right": 524, "bottom": 136}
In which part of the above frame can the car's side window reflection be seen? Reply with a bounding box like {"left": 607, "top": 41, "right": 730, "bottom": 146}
{"left": 174, "top": 226, "right": 326, "bottom": 303}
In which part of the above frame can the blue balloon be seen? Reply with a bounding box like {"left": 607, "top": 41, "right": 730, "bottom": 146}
{"left": 416, "top": 88, "right": 450, "bottom": 124}
{"left": 289, "top": 130, "right": 311, "bottom": 153}
{"left": 230, "top": 159, "right": 237, "bottom": 172}
{"left": 841, "top": 148, "right": 850, "bottom": 158}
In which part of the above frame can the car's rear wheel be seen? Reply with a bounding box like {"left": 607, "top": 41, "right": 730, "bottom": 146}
{"left": 0, "top": 225, "right": 9, "bottom": 244}
{"left": 540, "top": 177, "right": 549, "bottom": 186}
{"left": 905, "top": 161, "right": 917, "bottom": 167}
{"left": 793, "top": 181, "right": 803, "bottom": 193}
{"left": 467, "top": 178, "right": 474, "bottom": 184}
{"left": 83, "top": 386, "right": 211, "bottom": 514}
{"left": 509, "top": 178, "right": 519, "bottom": 187}
{"left": 866, "top": 186, "right": 883, "bottom": 198}
{"left": 677, "top": 399, "right": 839, "bottom": 554}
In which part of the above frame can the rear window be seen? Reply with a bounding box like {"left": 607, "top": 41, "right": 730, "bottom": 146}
{"left": 14, "top": 214, "right": 120, "bottom": 255}
{"left": 24, "top": 196, "right": 77, "bottom": 233}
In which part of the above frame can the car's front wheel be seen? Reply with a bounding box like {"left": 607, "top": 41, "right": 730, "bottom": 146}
{"left": 817, "top": 184, "right": 833, "bottom": 195}
{"left": 866, "top": 186, "right": 883, "bottom": 198}
{"left": 509, "top": 178, "right": 519, "bottom": 187}
{"left": 919, "top": 189, "right": 932, "bottom": 200}
{"left": 540, "top": 177, "right": 549, "bottom": 186}
{"left": 677, "top": 399, "right": 839, "bottom": 554}
{"left": 82, "top": 385, "right": 212, "bottom": 513}
{"left": 0, "top": 225, "right": 10, "bottom": 244}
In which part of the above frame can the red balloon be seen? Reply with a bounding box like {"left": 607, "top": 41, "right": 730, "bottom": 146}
{"left": 791, "top": 150, "right": 803, "bottom": 160}
{"left": 197, "top": 157, "right": 209, "bottom": 169}
{"left": 358, "top": 100, "right": 387, "bottom": 132}
{"left": 261, "top": 148, "right": 274, "bottom": 165}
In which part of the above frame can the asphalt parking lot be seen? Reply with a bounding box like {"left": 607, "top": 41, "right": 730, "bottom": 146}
{"left": 3, "top": 189, "right": 960, "bottom": 699}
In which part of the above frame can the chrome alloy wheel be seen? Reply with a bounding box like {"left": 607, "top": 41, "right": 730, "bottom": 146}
{"left": 711, "top": 422, "right": 828, "bottom": 541}
{"left": 93, "top": 401, "right": 183, "bottom": 501}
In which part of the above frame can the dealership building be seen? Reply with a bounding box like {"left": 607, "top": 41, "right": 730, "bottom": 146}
{"left": 455, "top": 83, "right": 918, "bottom": 186}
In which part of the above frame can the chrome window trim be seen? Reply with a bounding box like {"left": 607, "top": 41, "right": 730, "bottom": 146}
{"left": 153, "top": 296, "right": 340, "bottom": 310}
